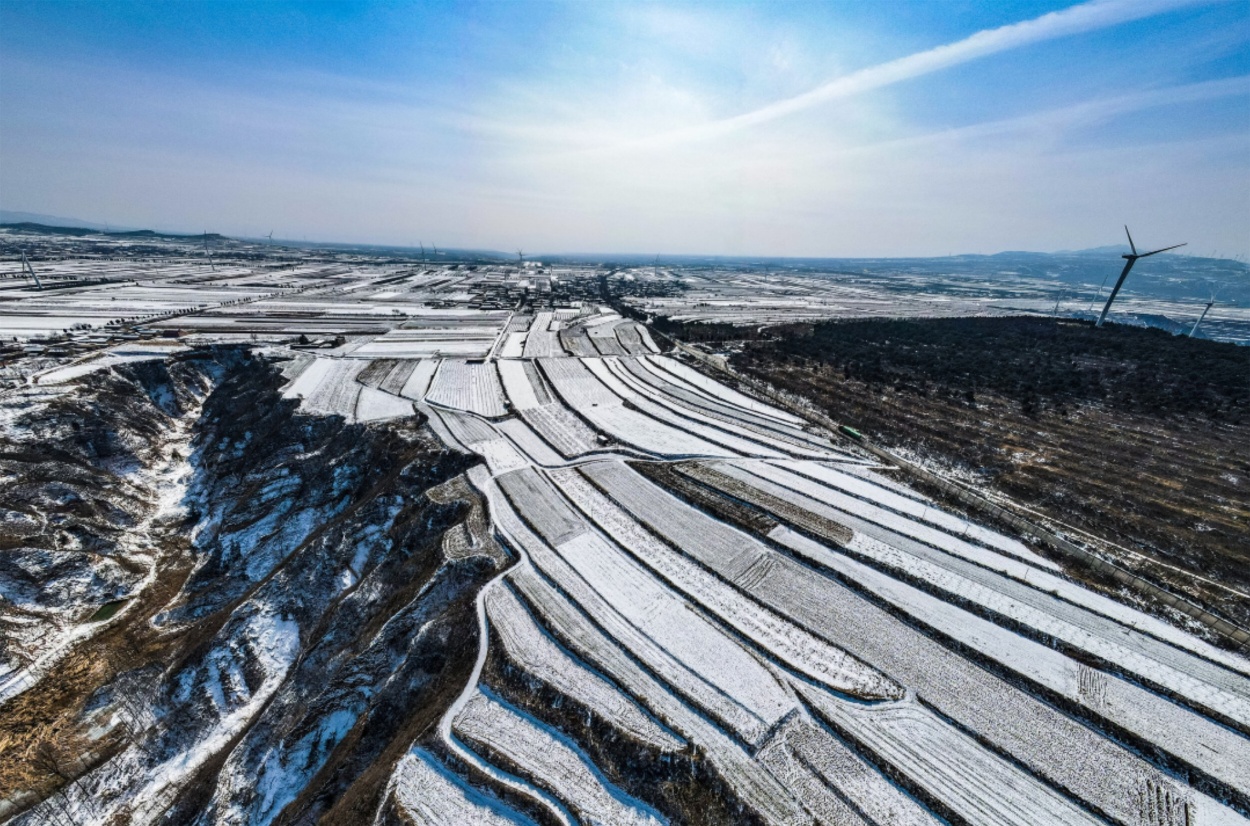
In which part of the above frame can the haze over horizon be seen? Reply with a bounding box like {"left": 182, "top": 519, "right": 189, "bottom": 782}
{"left": 1, "top": 0, "right": 1247, "bottom": 258}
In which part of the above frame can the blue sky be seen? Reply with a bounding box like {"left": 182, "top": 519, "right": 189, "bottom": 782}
{"left": 1, "top": 0, "right": 1247, "bottom": 256}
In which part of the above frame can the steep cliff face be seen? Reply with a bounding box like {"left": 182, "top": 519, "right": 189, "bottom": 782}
{"left": 0, "top": 348, "right": 496, "bottom": 825}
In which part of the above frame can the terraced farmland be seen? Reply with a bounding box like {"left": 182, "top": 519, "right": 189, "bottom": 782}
{"left": 267, "top": 305, "right": 1246, "bottom": 826}
{"left": 4, "top": 237, "right": 1247, "bottom": 825}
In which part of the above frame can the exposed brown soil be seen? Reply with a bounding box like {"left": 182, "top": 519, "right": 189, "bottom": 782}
{"left": 630, "top": 461, "right": 778, "bottom": 537}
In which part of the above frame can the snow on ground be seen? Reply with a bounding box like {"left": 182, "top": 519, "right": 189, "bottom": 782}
{"left": 643, "top": 355, "right": 805, "bottom": 425}
{"left": 497, "top": 359, "right": 543, "bottom": 410}
{"left": 499, "top": 332, "right": 527, "bottom": 359}
{"left": 477, "top": 438, "right": 532, "bottom": 475}
{"left": 622, "top": 358, "right": 835, "bottom": 454}
{"left": 495, "top": 417, "right": 565, "bottom": 466}
{"left": 553, "top": 530, "right": 794, "bottom": 737}
{"left": 18, "top": 292, "right": 1236, "bottom": 824}
{"left": 522, "top": 313, "right": 559, "bottom": 358}
{"left": 838, "top": 529, "right": 1250, "bottom": 727}
{"left": 757, "top": 714, "right": 940, "bottom": 826}
{"left": 426, "top": 359, "right": 508, "bottom": 418}
{"left": 107, "top": 610, "right": 303, "bottom": 825}
{"left": 739, "top": 534, "right": 1243, "bottom": 826}
{"left": 399, "top": 358, "right": 440, "bottom": 400}
{"left": 453, "top": 690, "right": 666, "bottom": 826}
{"left": 578, "top": 459, "right": 769, "bottom": 582}
{"left": 504, "top": 567, "right": 810, "bottom": 826}
{"left": 431, "top": 408, "right": 500, "bottom": 450}
{"left": 741, "top": 462, "right": 1250, "bottom": 678}
{"left": 772, "top": 526, "right": 1250, "bottom": 798}
{"left": 476, "top": 468, "right": 787, "bottom": 744}
{"left": 35, "top": 343, "right": 187, "bottom": 385}
{"left": 280, "top": 357, "right": 363, "bottom": 419}
{"left": 392, "top": 749, "right": 539, "bottom": 825}
{"left": 485, "top": 584, "right": 684, "bottom": 751}
{"left": 773, "top": 458, "right": 1047, "bottom": 563}
{"left": 584, "top": 358, "right": 787, "bottom": 458}
{"left": 800, "top": 688, "right": 1107, "bottom": 826}
{"left": 738, "top": 460, "right": 1056, "bottom": 571}
{"left": 354, "top": 386, "right": 414, "bottom": 421}
{"left": 518, "top": 403, "right": 602, "bottom": 458}
{"left": 550, "top": 466, "right": 903, "bottom": 702}
{"left": 349, "top": 328, "right": 501, "bottom": 359}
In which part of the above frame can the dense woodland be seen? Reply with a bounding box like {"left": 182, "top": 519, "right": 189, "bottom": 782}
{"left": 737, "top": 316, "right": 1249, "bottom": 422}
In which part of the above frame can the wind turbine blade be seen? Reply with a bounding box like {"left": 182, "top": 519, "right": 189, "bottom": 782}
{"left": 1124, "top": 225, "right": 1137, "bottom": 256}
{"left": 1138, "top": 242, "right": 1187, "bottom": 258}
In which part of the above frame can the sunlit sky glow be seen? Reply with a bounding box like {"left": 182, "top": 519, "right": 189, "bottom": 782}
{"left": 1, "top": 0, "right": 1247, "bottom": 256}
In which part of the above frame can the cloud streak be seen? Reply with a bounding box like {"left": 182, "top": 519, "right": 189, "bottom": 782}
{"left": 609, "top": 0, "right": 1209, "bottom": 151}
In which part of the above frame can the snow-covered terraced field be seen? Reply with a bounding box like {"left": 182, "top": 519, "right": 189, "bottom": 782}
{"left": 521, "top": 311, "right": 560, "bottom": 358}
{"left": 453, "top": 690, "right": 665, "bottom": 826}
{"left": 12, "top": 262, "right": 1247, "bottom": 826}
{"left": 586, "top": 358, "right": 792, "bottom": 457}
{"left": 558, "top": 325, "right": 599, "bottom": 357}
{"left": 714, "top": 462, "right": 1250, "bottom": 718}
{"left": 549, "top": 466, "right": 903, "bottom": 702}
{"left": 392, "top": 749, "right": 539, "bottom": 825}
{"left": 772, "top": 457, "right": 1047, "bottom": 560}
{"left": 620, "top": 357, "right": 838, "bottom": 454}
{"left": 485, "top": 584, "right": 684, "bottom": 751}
{"left": 643, "top": 354, "right": 807, "bottom": 425}
{"left": 518, "top": 402, "right": 603, "bottom": 458}
{"left": 540, "top": 358, "right": 740, "bottom": 457}
{"left": 495, "top": 417, "right": 566, "bottom": 466}
{"left": 281, "top": 357, "right": 364, "bottom": 419}
{"left": 425, "top": 359, "right": 508, "bottom": 417}
{"left": 476, "top": 468, "right": 796, "bottom": 749}
{"left": 599, "top": 358, "right": 838, "bottom": 458}
{"left": 758, "top": 715, "right": 941, "bottom": 826}
{"left": 800, "top": 689, "right": 1106, "bottom": 826}
{"left": 773, "top": 527, "right": 1250, "bottom": 798}
{"left": 400, "top": 358, "right": 440, "bottom": 399}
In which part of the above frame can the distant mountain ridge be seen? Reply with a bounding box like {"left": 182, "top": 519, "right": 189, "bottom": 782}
{"left": 0, "top": 221, "right": 226, "bottom": 241}
{"left": 0, "top": 210, "right": 141, "bottom": 232}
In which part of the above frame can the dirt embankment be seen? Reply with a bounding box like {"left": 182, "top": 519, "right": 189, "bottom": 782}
{"left": 719, "top": 316, "right": 1248, "bottom": 626}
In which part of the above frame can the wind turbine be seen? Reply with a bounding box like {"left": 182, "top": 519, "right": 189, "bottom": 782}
{"left": 419, "top": 242, "right": 426, "bottom": 262}
{"left": 21, "top": 250, "right": 42, "bottom": 290}
{"left": 203, "top": 231, "right": 216, "bottom": 272}
{"left": 266, "top": 231, "right": 274, "bottom": 246}
{"left": 1189, "top": 301, "right": 1215, "bottom": 338}
{"left": 1189, "top": 279, "right": 1225, "bottom": 339}
{"left": 517, "top": 250, "right": 525, "bottom": 268}
{"left": 1095, "top": 226, "right": 1185, "bottom": 328}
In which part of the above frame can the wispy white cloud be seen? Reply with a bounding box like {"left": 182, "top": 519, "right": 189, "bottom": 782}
{"left": 595, "top": 0, "right": 1210, "bottom": 151}
{"left": 781, "top": 74, "right": 1250, "bottom": 162}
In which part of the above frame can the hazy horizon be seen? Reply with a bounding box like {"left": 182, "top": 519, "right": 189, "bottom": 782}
{"left": 1, "top": 0, "right": 1247, "bottom": 258}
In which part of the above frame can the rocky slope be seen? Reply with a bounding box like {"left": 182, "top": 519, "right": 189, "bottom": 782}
{"left": 0, "top": 348, "right": 493, "bottom": 824}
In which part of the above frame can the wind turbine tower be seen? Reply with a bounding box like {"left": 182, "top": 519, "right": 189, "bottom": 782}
{"left": 203, "top": 231, "right": 216, "bottom": 272}
{"left": 21, "top": 251, "right": 42, "bottom": 290}
{"left": 1095, "top": 226, "right": 1185, "bottom": 328}
{"left": 1189, "top": 302, "right": 1215, "bottom": 338}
